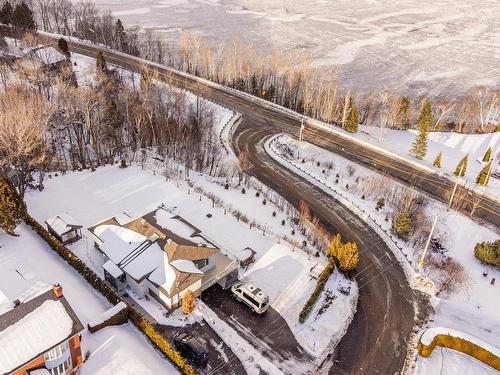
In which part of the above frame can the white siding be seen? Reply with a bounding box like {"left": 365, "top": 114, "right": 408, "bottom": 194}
{"left": 126, "top": 274, "right": 147, "bottom": 297}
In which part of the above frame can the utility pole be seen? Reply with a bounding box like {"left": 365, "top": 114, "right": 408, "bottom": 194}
{"left": 448, "top": 163, "right": 464, "bottom": 208}
{"left": 418, "top": 216, "right": 438, "bottom": 273}
{"left": 299, "top": 118, "right": 305, "bottom": 142}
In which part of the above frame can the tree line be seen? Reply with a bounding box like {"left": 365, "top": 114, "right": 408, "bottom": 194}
{"left": 0, "top": 34, "right": 227, "bottom": 199}
{"left": 1, "top": 0, "right": 498, "bottom": 136}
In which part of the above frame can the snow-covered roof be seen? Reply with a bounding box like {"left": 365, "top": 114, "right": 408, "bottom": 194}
{"left": 0, "top": 263, "right": 52, "bottom": 315}
{"left": 88, "top": 302, "right": 127, "bottom": 328}
{"left": 45, "top": 213, "right": 81, "bottom": 236}
{"left": 171, "top": 259, "right": 204, "bottom": 275}
{"left": 148, "top": 252, "right": 178, "bottom": 295}
{"left": 95, "top": 224, "right": 164, "bottom": 281}
{"left": 0, "top": 300, "right": 73, "bottom": 374}
{"left": 30, "top": 369, "right": 51, "bottom": 375}
{"left": 103, "top": 260, "right": 124, "bottom": 278}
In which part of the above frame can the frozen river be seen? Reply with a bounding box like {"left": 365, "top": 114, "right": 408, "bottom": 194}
{"left": 94, "top": 0, "right": 500, "bottom": 97}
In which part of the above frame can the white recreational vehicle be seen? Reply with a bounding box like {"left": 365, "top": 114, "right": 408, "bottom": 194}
{"left": 231, "top": 282, "right": 269, "bottom": 314}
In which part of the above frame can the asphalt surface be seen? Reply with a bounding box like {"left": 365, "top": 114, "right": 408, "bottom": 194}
{"left": 202, "top": 284, "right": 313, "bottom": 374}
{"left": 55, "top": 40, "right": 450, "bottom": 375}
{"left": 157, "top": 320, "right": 246, "bottom": 375}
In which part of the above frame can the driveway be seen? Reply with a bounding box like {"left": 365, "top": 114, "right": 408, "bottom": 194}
{"left": 202, "top": 284, "right": 313, "bottom": 374}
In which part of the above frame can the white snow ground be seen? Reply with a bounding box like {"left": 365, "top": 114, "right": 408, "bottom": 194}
{"left": 352, "top": 124, "right": 500, "bottom": 197}
{"left": 269, "top": 134, "right": 500, "bottom": 374}
{"left": 0, "top": 225, "right": 179, "bottom": 374}
{"left": 92, "top": 0, "right": 500, "bottom": 97}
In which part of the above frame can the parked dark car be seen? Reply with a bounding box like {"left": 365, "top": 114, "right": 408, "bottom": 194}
{"left": 173, "top": 331, "right": 209, "bottom": 367}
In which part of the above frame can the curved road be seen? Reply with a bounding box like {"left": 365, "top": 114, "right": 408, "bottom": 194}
{"left": 53, "top": 39, "right": 441, "bottom": 374}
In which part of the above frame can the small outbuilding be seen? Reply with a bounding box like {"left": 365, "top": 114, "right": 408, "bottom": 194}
{"left": 45, "top": 213, "right": 82, "bottom": 245}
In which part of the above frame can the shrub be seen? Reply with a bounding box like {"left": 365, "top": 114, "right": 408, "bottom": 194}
{"left": 272, "top": 211, "right": 276, "bottom": 217}
{"left": 376, "top": 197, "right": 385, "bottom": 211}
{"left": 119, "top": 159, "right": 127, "bottom": 168}
{"left": 281, "top": 219, "right": 285, "bottom": 226}
{"left": 262, "top": 199, "right": 266, "bottom": 205}
{"left": 224, "top": 183, "right": 229, "bottom": 190}
{"left": 241, "top": 188, "right": 246, "bottom": 194}
{"left": 182, "top": 291, "right": 195, "bottom": 315}
{"left": 474, "top": 240, "right": 500, "bottom": 268}
{"left": 299, "top": 262, "right": 335, "bottom": 323}
{"left": 255, "top": 191, "right": 260, "bottom": 197}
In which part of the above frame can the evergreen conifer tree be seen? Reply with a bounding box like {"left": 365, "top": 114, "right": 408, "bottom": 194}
{"left": 392, "top": 211, "right": 413, "bottom": 240}
{"left": 433, "top": 152, "right": 442, "bottom": 168}
{"left": 476, "top": 162, "right": 492, "bottom": 186}
{"left": 399, "top": 96, "right": 410, "bottom": 129}
{"left": 346, "top": 105, "right": 358, "bottom": 133}
{"left": 327, "top": 233, "right": 342, "bottom": 259}
{"left": 454, "top": 155, "right": 468, "bottom": 177}
{"left": 483, "top": 147, "right": 492, "bottom": 162}
{"left": 114, "top": 19, "right": 128, "bottom": 51}
{"left": 0, "top": 1, "right": 13, "bottom": 25}
{"left": 58, "top": 37, "right": 70, "bottom": 57}
{"left": 12, "top": 2, "right": 35, "bottom": 34}
{"left": 0, "top": 174, "right": 27, "bottom": 236}
{"left": 410, "top": 99, "right": 432, "bottom": 159}
{"left": 96, "top": 50, "right": 107, "bottom": 72}
{"left": 337, "top": 242, "right": 359, "bottom": 271}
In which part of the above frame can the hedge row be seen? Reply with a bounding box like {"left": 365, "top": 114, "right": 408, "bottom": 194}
{"left": 88, "top": 304, "right": 130, "bottom": 333}
{"left": 298, "top": 262, "right": 335, "bottom": 323}
{"left": 24, "top": 215, "right": 195, "bottom": 375}
{"left": 129, "top": 309, "right": 195, "bottom": 375}
{"left": 418, "top": 333, "right": 500, "bottom": 370}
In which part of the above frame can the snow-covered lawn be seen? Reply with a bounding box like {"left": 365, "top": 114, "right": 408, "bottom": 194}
{"left": 244, "top": 243, "right": 357, "bottom": 359}
{"left": 25, "top": 163, "right": 357, "bottom": 365}
{"left": 0, "top": 225, "right": 179, "bottom": 374}
{"left": 268, "top": 134, "right": 500, "bottom": 373}
{"left": 351, "top": 124, "right": 499, "bottom": 197}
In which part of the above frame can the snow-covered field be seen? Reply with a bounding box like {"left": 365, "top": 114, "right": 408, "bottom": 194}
{"left": 0, "top": 225, "right": 179, "bottom": 374}
{"left": 352, "top": 124, "right": 500, "bottom": 197}
{"left": 93, "top": 0, "right": 500, "bottom": 97}
{"left": 268, "top": 134, "right": 500, "bottom": 374}
{"left": 25, "top": 162, "right": 357, "bottom": 368}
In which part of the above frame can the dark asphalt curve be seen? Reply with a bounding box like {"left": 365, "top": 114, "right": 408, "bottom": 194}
{"left": 55, "top": 39, "right": 430, "bottom": 375}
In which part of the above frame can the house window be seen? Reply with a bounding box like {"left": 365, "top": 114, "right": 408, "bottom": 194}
{"left": 45, "top": 341, "right": 69, "bottom": 361}
{"left": 48, "top": 356, "right": 71, "bottom": 375}
{"left": 45, "top": 341, "right": 72, "bottom": 375}
{"left": 194, "top": 258, "right": 208, "bottom": 270}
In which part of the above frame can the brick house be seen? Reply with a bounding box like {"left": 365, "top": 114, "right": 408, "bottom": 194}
{"left": 0, "top": 284, "right": 84, "bottom": 375}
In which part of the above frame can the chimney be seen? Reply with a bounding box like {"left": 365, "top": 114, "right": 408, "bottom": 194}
{"left": 53, "top": 284, "right": 63, "bottom": 298}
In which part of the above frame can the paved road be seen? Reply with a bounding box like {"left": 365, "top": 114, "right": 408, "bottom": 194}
{"left": 58, "top": 40, "right": 435, "bottom": 375}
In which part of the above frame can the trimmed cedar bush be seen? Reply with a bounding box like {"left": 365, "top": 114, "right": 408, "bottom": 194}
{"left": 129, "top": 309, "right": 195, "bottom": 375}
{"left": 298, "top": 262, "right": 335, "bottom": 323}
{"left": 24, "top": 215, "right": 195, "bottom": 375}
{"left": 474, "top": 240, "right": 500, "bottom": 268}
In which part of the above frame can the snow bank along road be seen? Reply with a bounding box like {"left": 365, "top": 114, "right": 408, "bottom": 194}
{"left": 55, "top": 38, "right": 429, "bottom": 374}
